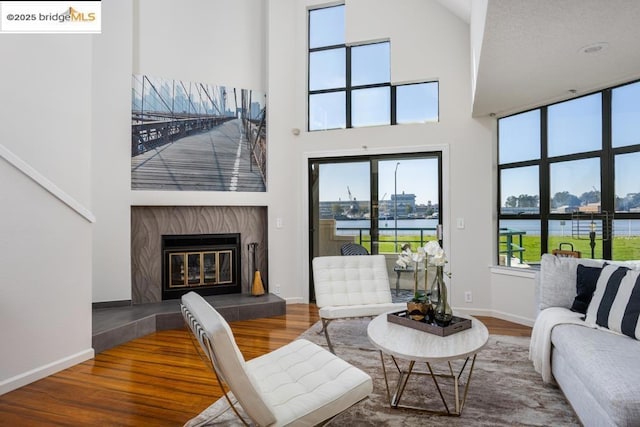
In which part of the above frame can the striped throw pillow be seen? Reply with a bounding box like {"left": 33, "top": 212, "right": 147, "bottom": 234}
{"left": 585, "top": 265, "right": 640, "bottom": 340}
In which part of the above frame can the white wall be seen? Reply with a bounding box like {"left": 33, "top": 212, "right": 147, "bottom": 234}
{"left": 91, "top": 0, "right": 268, "bottom": 304}
{"left": 92, "top": 0, "right": 134, "bottom": 303}
{"left": 470, "top": 0, "right": 488, "bottom": 105}
{"left": 134, "top": 0, "right": 265, "bottom": 90}
{"left": 130, "top": 0, "right": 268, "bottom": 224}
{"left": 265, "top": 0, "right": 302, "bottom": 301}
{"left": 0, "top": 35, "right": 94, "bottom": 394}
{"left": 93, "top": 0, "right": 528, "bottom": 316}
{"left": 112, "top": 0, "right": 500, "bottom": 314}
{"left": 0, "top": 0, "right": 534, "bottom": 396}
{"left": 490, "top": 268, "right": 537, "bottom": 326}
{"left": 268, "top": 0, "right": 496, "bottom": 310}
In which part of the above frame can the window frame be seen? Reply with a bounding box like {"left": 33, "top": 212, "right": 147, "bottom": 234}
{"left": 307, "top": 5, "right": 438, "bottom": 131}
{"left": 497, "top": 80, "right": 640, "bottom": 263}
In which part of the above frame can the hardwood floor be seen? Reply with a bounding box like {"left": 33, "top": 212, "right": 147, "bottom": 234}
{"left": 0, "top": 304, "right": 531, "bottom": 426}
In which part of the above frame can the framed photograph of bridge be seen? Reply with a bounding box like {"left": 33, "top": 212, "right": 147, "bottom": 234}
{"left": 131, "top": 74, "right": 267, "bottom": 192}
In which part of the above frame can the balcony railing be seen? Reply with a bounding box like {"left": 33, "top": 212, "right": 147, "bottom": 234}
{"left": 336, "top": 226, "right": 438, "bottom": 253}
{"left": 499, "top": 228, "right": 527, "bottom": 266}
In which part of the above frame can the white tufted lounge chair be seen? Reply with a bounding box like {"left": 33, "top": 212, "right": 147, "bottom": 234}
{"left": 312, "top": 254, "right": 406, "bottom": 354}
{"left": 181, "top": 291, "right": 372, "bottom": 426}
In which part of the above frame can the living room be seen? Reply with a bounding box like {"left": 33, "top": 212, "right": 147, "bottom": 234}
{"left": 2, "top": 0, "right": 640, "bottom": 423}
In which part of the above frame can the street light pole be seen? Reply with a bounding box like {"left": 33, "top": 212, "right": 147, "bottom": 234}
{"left": 394, "top": 162, "right": 400, "bottom": 252}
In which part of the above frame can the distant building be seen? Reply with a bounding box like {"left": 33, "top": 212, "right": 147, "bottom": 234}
{"left": 579, "top": 202, "right": 601, "bottom": 213}
{"left": 390, "top": 192, "right": 416, "bottom": 218}
{"left": 319, "top": 192, "right": 438, "bottom": 220}
{"left": 250, "top": 101, "right": 263, "bottom": 121}
{"left": 502, "top": 207, "right": 540, "bottom": 215}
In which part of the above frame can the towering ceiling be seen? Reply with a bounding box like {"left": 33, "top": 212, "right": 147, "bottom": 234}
{"left": 439, "top": 0, "right": 640, "bottom": 117}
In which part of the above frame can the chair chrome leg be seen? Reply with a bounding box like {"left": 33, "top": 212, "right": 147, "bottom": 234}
{"left": 321, "top": 318, "right": 335, "bottom": 354}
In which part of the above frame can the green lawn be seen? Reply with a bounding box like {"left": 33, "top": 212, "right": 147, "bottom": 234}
{"left": 356, "top": 235, "right": 438, "bottom": 254}
{"left": 504, "top": 235, "right": 640, "bottom": 263}
{"left": 354, "top": 234, "right": 640, "bottom": 262}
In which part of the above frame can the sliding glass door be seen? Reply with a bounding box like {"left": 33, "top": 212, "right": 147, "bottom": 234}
{"left": 309, "top": 152, "right": 442, "bottom": 297}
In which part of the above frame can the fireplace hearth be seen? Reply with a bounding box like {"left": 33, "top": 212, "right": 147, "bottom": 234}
{"left": 161, "top": 233, "right": 241, "bottom": 300}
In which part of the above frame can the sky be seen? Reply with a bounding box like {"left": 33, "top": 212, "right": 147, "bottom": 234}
{"left": 132, "top": 74, "right": 267, "bottom": 118}
{"left": 319, "top": 157, "right": 439, "bottom": 205}
{"left": 308, "top": 5, "right": 438, "bottom": 131}
{"left": 499, "top": 83, "right": 640, "bottom": 206}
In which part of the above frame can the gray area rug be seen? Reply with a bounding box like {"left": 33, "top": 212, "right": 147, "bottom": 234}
{"left": 185, "top": 318, "right": 580, "bottom": 426}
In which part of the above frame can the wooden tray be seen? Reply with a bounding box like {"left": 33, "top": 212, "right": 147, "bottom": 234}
{"left": 387, "top": 310, "right": 472, "bottom": 337}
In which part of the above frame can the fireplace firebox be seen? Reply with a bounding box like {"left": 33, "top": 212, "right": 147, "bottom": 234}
{"left": 161, "top": 233, "right": 241, "bottom": 300}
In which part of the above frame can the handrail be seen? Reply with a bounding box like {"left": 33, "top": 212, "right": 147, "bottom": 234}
{"left": 499, "top": 228, "right": 526, "bottom": 266}
{"left": 336, "top": 226, "right": 437, "bottom": 251}
{"left": 0, "top": 144, "right": 96, "bottom": 223}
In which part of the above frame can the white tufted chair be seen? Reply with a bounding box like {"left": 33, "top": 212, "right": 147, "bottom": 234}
{"left": 312, "top": 255, "right": 406, "bottom": 353}
{"left": 181, "top": 291, "right": 372, "bottom": 426}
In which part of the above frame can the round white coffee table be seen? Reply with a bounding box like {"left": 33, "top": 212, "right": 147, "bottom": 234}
{"left": 367, "top": 312, "right": 489, "bottom": 416}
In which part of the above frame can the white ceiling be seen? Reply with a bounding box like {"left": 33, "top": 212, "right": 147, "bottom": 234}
{"left": 439, "top": 0, "right": 640, "bottom": 118}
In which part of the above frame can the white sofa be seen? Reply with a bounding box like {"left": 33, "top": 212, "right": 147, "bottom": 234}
{"left": 532, "top": 254, "right": 640, "bottom": 427}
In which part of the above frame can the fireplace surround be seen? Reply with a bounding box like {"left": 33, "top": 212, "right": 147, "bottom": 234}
{"left": 131, "top": 206, "right": 267, "bottom": 304}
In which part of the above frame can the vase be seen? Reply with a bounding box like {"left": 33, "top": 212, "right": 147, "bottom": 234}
{"left": 429, "top": 265, "right": 440, "bottom": 306}
{"left": 251, "top": 270, "right": 265, "bottom": 296}
{"left": 431, "top": 265, "right": 452, "bottom": 326}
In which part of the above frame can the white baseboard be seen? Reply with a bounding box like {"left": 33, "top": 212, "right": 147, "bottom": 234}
{"left": 490, "top": 309, "right": 535, "bottom": 327}
{"left": 284, "top": 297, "right": 305, "bottom": 304}
{"left": 0, "top": 348, "right": 94, "bottom": 396}
{"left": 454, "top": 307, "right": 535, "bottom": 327}
{"left": 454, "top": 307, "right": 493, "bottom": 317}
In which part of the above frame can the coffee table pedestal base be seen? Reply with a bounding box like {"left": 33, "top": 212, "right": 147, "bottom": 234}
{"left": 380, "top": 351, "right": 478, "bottom": 416}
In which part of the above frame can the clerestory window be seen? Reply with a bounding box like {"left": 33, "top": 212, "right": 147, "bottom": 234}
{"left": 308, "top": 4, "right": 438, "bottom": 132}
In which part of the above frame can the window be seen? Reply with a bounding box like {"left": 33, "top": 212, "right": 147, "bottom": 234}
{"left": 308, "top": 5, "right": 438, "bottom": 131}
{"left": 548, "top": 93, "right": 602, "bottom": 157}
{"left": 309, "top": 154, "right": 442, "bottom": 257}
{"left": 498, "top": 109, "right": 540, "bottom": 163}
{"left": 549, "top": 158, "right": 600, "bottom": 213}
{"left": 308, "top": 153, "right": 443, "bottom": 300}
{"left": 612, "top": 81, "right": 640, "bottom": 148}
{"left": 498, "top": 80, "right": 640, "bottom": 264}
{"left": 396, "top": 82, "right": 439, "bottom": 124}
{"left": 351, "top": 86, "right": 390, "bottom": 127}
{"left": 500, "top": 165, "right": 539, "bottom": 215}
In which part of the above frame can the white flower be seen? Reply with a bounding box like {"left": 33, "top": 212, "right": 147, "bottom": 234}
{"left": 424, "top": 240, "right": 441, "bottom": 257}
{"left": 395, "top": 255, "right": 410, "bottom": 269}
{"left": 423, "top": 241, "right": 447, "bottom": 266}
{"left": 396, "top": 241, "right": 450, "bottom": 270}
{"left": 414, "top": 246, "right": 426, "bottom": 263}
{"left": 395, "top": 246, "right": 425, "bottom": 268}
{"left": 431, "top": 248, "right": 447, "bottom": 266}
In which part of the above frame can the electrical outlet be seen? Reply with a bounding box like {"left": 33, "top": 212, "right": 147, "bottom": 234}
{"left": 275, "top": 284, "right": 281, "bottom": 295}
{"left": 456, "top": 218, "right": 465, "bottom": 229}
{"left": 464, "top": 291, "right": 472, "bottom": 303}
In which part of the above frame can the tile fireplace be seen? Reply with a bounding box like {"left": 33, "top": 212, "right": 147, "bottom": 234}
{"left": 131, "top": 206, "right": 267, "bottom": 304}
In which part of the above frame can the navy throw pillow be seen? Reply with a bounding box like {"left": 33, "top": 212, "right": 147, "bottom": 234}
{"left": 571, "top": 264, "right": 603, "bottom": 314}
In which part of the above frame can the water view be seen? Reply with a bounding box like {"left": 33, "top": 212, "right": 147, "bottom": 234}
{"left": 335, "top": 218, "right": 440, "bottom": 237}
{"left": 500, "top": 219, "right": 640, "bottom": 236}
{"left": 335, "top": 218, "right": 640, "bottom": 237}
